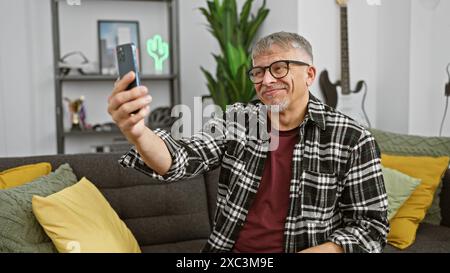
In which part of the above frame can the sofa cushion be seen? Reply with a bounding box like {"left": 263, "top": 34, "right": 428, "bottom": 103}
{"left": 384, "top": 223, "right": 450, "bottom": 253}
{"left": 32, "top": 177, "right": 141, "bottom": 253}
{"left": 0, "top": 153, "right": 212, "bottom": 252}
{"left": 0, "top": 162, "right": 51, "bottom": 189}
{"left": 369, "top": 128, "right": 450, "bottom": 226}
{"left": 382, "top": 166, "right": 421, "bottom": 220}
{"left": 369, "top": 128, "right": 450, "bottom": 157}
{"left": 0, "top": 164, "right": 77, "bottom": 252}
{"left": 381, "top": 155, "right": 449, "bottom": 249}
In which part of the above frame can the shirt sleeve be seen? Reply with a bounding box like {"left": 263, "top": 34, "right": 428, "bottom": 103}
{"left": 119, "top": 115, "right": 228, "bottom": 182}
{"left": 327, "top": 130, "right": 390, "bottom": 253}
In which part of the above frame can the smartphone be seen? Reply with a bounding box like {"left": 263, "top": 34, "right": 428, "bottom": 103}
{"left": 116, "top": 43, "right": 141, "bottom": 114}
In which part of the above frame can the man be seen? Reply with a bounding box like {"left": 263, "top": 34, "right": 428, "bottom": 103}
{"left": 107, "top": 31, "right": 389, "bottom": 253}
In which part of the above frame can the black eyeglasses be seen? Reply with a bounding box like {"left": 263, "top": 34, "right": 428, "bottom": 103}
{"left": 248, "top": 60, "right": 310, "bottom": 84}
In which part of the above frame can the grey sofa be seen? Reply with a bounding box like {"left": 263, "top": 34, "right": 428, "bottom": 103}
{"left": 0, "top": 153, "right": 216, "bottom": 253}
{"left": 0, "top": 152, "right": 449, "bottom": 253}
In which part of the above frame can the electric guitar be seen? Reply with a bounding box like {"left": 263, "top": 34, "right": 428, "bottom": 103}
{"left": 319, "top": 0, "right": 370, "bottom": 127}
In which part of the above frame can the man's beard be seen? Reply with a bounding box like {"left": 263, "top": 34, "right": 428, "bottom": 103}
{"left": 267, "top": 98, "right": 289, "bottom": 113}
{"left": 260, "top": 84, "right": 290, "bottom": 113}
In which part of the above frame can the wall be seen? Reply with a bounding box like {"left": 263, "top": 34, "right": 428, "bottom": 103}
{"left": 376, "top": 0, "right": 411, "bottom": 134}
{"left": 0, "top": 0, "right": 55, "bottom": 156}
{"left": 0, "top": 9, "right": 5, "bottom": 156}
{"left": 409, "top": 0, "right": 450, "bottom": 136}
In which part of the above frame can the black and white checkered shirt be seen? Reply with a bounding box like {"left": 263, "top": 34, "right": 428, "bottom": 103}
{"left": 119, "top": 93, "right": 389, "bottom": 253}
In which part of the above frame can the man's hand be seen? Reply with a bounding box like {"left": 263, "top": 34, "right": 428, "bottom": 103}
{"left": 298, "top": 242, "right": 344, "bottom": 253}
{"left": 107, "top": 71, "right": 152, "bottom": 144}
{"left": 107, "top": 71, "right": 172, "bottom": 176}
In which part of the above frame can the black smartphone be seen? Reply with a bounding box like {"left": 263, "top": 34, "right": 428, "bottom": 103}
{"left": 116, "top": 43, "right": 141, "bottom": 114}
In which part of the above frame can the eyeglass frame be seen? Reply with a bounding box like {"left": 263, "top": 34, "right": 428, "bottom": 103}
{"left": 247, "top": 60, "right": 311, "bottom": 84}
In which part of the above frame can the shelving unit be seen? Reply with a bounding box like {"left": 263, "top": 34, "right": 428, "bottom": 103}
{"left": 50, "top": 0, "right": 180, "bottom": 154}
{"left": 57, "top": 74, "right": 177, "bottom": 81}
{"left": 63, "top": 130, "right": 122, "bottom": 136}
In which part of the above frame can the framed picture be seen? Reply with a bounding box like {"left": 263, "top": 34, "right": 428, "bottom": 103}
{"left": 97, "top": 20, "right": 141, "bottom": 75}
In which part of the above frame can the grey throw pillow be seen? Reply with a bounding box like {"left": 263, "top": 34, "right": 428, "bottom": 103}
{"left": 382, "top": 166, "right": 422, "bottom": 220}
{"left": 0, "top": 163, "right": 78, "bottom": 253}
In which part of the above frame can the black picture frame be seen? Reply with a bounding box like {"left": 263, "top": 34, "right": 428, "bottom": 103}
{"left": 97, "top": 20, "right": 141, "bottom": 75}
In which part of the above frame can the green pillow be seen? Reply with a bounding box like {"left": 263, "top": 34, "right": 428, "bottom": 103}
{"left": 382, "top": 166, "right": 422, "bottom": 220}
{"left": 423, "top": 183, "right": 444, "bottom": 225}
{"left": 369, "top": 128, "right": 450, "bottom": 157}
{"left": 0, "top": 163, "right": 78, "bottom": 253}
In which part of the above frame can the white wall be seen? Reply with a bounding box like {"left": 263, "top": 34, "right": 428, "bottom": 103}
{"left": 376, "top": 0, "right": 411, "bottom": 134}
{"left": 0, "top": 7, "right": 6, "bottom": 156}
{"left": 1, "top": 0, "right": 449, "bottom": 157}
{"left": 0, "top": 0, "right": 55, "bottom": 157}
{"left": 409, "top": 0, "right": 450, "bottom": 136}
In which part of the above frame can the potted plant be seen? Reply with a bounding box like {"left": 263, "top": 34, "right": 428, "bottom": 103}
{"left": 199, "top": 0, "right": 269, "bottom": 110}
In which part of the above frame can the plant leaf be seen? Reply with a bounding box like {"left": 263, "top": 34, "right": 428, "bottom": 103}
{"left": 199, "top": 0, "right": 269, "bottom": 108}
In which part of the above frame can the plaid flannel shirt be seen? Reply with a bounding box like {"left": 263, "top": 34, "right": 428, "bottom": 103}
{"left": 119, "top": 93, "right": 389, "bottom": 253}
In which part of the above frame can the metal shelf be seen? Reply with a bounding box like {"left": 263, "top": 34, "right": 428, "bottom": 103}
{"left": 58, "top": 74, "right": 177, "bottom": 82}
{"left": 64, "top": 130, "right": 123, "bottom": 136}
{"left": 55, "top": 0, "right": 168, "bottom": 2}
{"left": 51, "top": 0, "right": 180, "bottom": 154}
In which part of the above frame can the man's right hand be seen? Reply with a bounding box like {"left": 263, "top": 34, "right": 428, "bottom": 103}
{"left": 107, "top": 71, "right": 172, "bottom": 176}
{"left": 107, "top": 71, "right": 152, "bottom": 143}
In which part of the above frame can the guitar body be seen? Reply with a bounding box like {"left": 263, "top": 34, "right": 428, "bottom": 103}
{"left": 334, "top": 81, "right": 368, "bottom": 126}
{"left": 320, "top": 70, "right": 368, "bottom": 126}
{"left": 319, "top": 70, "right": 339, "bottom": 108}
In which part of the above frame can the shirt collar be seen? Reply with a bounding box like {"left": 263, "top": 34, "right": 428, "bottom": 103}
{"left": 306, "top": 92, "right": 327, "bottom": 131}
{"left": 252, "top": 91, "right": 327, "bottom": 132}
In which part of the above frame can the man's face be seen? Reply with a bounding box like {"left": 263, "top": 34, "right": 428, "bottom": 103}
{"left": 252, "top": 44, "right": 315, "bottom": 112}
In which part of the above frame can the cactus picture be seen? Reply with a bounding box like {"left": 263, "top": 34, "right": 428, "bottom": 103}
{"left": 147, "top": 35, "right": 169, "bottom": 73}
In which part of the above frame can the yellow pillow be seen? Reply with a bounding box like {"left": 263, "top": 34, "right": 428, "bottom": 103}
{"left": 32, "top": 177, "right": 141, "bottom": 253}
{"left": 0, "top": 162, "right": 52, "bottom": 189}
{"left": 381, "top": 154, "right": 450, "bottom": 250}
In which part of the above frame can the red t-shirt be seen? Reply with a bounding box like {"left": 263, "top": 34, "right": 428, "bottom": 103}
{"left": 233, "top": 126, "right": 300, "bottom": 253}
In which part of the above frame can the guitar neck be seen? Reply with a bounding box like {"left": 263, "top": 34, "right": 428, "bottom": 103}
{"left": 340, "top": 5, "right": 351, "bottom": 94}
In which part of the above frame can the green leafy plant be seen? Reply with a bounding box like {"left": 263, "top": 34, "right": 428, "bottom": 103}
{"left": 199, "top": 0, "right": 269, "bottom": 110}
